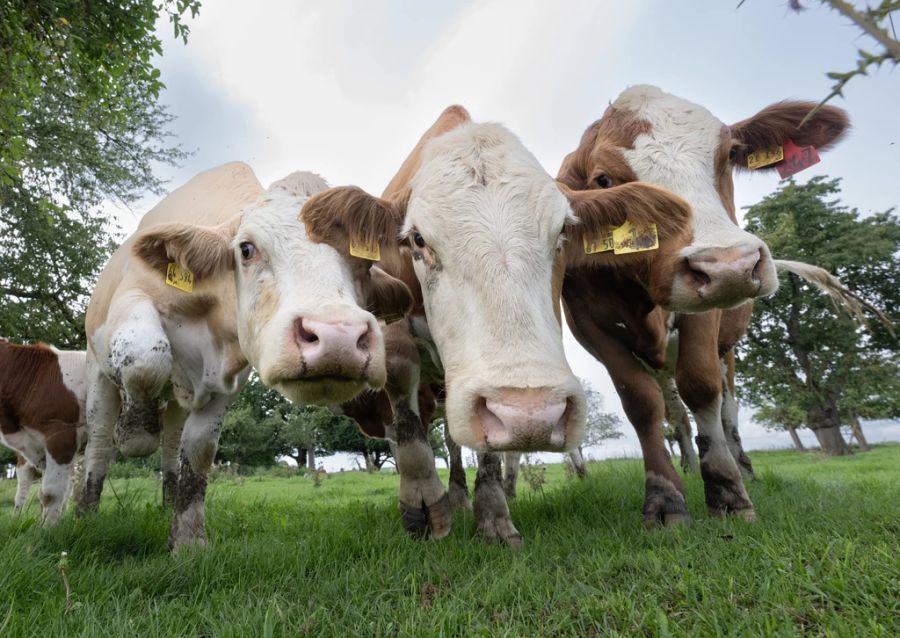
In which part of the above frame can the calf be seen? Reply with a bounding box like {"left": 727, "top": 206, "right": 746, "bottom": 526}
{"left": 302, "top": 106, "right": 695, "bottom": 543}
{"left": 0, "top": 341, "right": 86, "bottom": 523}
{"left": 558, "top": 85, "right": 848, "bottom": 523}
{"left": 79, "top": 164, "right": 413, "bottom": 548}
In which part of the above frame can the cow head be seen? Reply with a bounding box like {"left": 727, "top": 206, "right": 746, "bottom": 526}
{"left": 560, "top": 85, "right": 849, "bottom": 312}
{"left": 303, "top": 107, "right": 692, "bottom": 452}
{"left": 132, "top": 171, "right": 413, "bottom": 405}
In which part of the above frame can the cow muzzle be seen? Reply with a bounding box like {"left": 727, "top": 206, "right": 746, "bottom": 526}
{"left": 675, "top": 243, "right": 777, "bottom": 310}
{"left": 295, "top": 317, "right": 374, "bottom": 379}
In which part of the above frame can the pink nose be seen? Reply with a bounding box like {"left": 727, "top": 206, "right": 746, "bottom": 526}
{"left": 474, "top": 389, "right": 571, "bottom": 451}
{"left": 685, "top": 246, "right": 767, "bottom": 305}
{"left": 295, "top": 318, "right": 372, "bottom": 378}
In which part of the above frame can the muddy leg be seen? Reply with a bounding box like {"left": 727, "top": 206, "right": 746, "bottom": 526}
{"left": 720, "top": 356, "right": 755, "bottom": 480}
{"left": 445, "top": 423, "right": 471, "bottom": 511}
{"left": 502, "top": 452, "right": 520, "bottom": 499}
{"left": 474, "top": 452, "right": 522, "bottom": 546}
{"left": 160, "top": 402, "right": 186, "bottom": 507}
{"left": 78, "top": 358, "right": 120, "bottom": 514}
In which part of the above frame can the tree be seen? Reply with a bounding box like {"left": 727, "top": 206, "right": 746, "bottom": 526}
{"left": 316, "top": 415, "right": 394, "bottom": 472}
{"left": 0, "top": 1, "right": 200, "bottom": 348}
{"left": 580, "top": 379, "right": 623, "bottom": 448}
{"left": 737, "top": 177, "right": 900, "bottom": 454}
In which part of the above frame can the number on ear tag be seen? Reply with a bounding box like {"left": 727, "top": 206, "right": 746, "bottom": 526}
{"left": 583, "top": 226, "right": 615, "bottom": 254}
{"left": 166, "top": 263, "right": 194, "bottom": 293}
{"left": 612, "top": 220, "right": 659, "bottom": 254}
{"left": 349, "top": 237, "right": 380, "bottom": 261}
{"left": 747, "top": 146, "right": 784, "bottom": 169}
{"left": 777, "top": 139, "right": 820, "bottom": 179}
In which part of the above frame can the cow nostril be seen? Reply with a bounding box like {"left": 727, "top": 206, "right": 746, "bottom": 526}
{"left": 297, "top": 320, "right": 318, "bottom": 344}
{"left": 751, "top": 250, "right": 764, "bottom": 283}
{"left": 688, "top": 266, "right": 711, "bottom": 289}
{"left": 356, "top": 328, "right": 369, "bottom": 352}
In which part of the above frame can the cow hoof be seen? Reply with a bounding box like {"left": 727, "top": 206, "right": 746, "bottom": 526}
{"left": 448, "top": 484, "right": 472, "bottom": 512}
{"left": 475, "top": 515, "right": 524, "bottom": 548}
{"left": 701, "top": 464, "right": 755, "bottom": 520}
{"left": 400, "top": 492, "right": 452, "bottom": 540}
{"left": 643, "top": 471, "right": 690, "bottom": 528}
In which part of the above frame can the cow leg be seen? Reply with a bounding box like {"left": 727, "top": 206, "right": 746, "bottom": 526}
{"left": 660, "top": 376, "right": 700, "bottom": 473}
{"left": 78, "top": 359, "right": 121, "bottom": 514}
{"left": 14, "top": 457, "right": 36, "bottom": 512}
{"left": 474, "top": 452, "right": 522, "bottom": 546}
{"left": 720, "top": 356, "right": 755, "bottom": 480}
{"left": 676, "top": 314, "right": 754, "bottom": 520}
{"left": 445, "top": 424, "right": 471, "bottom": 511}
{"left": 39, "top": 454, "right": 73, "bottom": 525}
{"left": 160, "top": 402, "right": 186, "bottom": 507}
{"left": 108, "top": 299, "right": 172, "bottom": 458}
{"left": 168, "top": 394, "right": 231, "bottom": 550}
{"left": 569, "top": 447, "right": 588, "bottom": 478}
{"left": 502, "top": 452, "right": 520, "bottom": 499}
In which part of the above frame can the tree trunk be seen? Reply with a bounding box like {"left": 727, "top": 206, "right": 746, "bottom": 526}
{"left": 363, "top": 450, "right": 375, "bottom": 473}
{"left": 847, "top": 414, "right": 870, "bottom": 452}
{"left": 808, "top": 401, "right": 851, "bottom": 456}
{"left": 787, "top": 426, "right": 805, "bottom": 450}
{"left": 306, "top": 447, "right": 316, "bottom": 470}
{"left": 661, "top": 377, "right": 700, "bottom": 473}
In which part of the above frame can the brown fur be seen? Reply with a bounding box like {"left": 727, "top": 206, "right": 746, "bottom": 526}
{"left": 0, "top": 342, "right": 81, "bottom": 464}
{"left": 367, "top": 266, "right": 415, "bottom": 322}
{"left": 132, "top": 220, "right": 237, "bottom": 280}
{"left": 729, "top": 102, "right": 849, "bottom": 170}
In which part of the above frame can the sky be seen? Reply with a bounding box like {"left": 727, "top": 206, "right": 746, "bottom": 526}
{"left": 123, "top": 1, "right": 899, "bottom": 468}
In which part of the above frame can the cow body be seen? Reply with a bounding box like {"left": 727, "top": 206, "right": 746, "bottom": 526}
{"left": 558, "top": 86, "right": 848, "bottom": 523}
{"left": 80, "top": 163, "right": 411, "bottom": 548}
{"left": 0, "top": 341, "right": 86, "bottom": 523}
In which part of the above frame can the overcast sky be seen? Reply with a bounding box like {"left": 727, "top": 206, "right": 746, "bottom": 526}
{"left": 125, "top": 1, "right": 899, "bottom": 465}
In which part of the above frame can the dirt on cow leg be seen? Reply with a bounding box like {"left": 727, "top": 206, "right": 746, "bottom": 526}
{"left": 391, "top": 406, "right": 452, "bottom": 540}
{"left": 162, "top": 471, "right": 178, "bottom": 508}
{"left": 115, "top": 399, "right": 161, "bottom": 458}
{"left": 168, "top": 451, "right": 208, "bottom": 550}
{"left": 696, "top": 434, "right": 756, "bottom": 520}
{"left": 474, "top": 452, "right": 522, "bottom": 547}
{"left": 502, "top": 452, "right": 520, "bottom": 499}
{"left": 445, "top": 425, "right": 471, "bottom": 511}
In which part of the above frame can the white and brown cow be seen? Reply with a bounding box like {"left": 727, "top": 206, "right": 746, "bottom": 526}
{"left": 302, "top": 105, "right": 696, "bottom": 543}
{"left": 0, "top": 341, "right": 86, "bottom": 523}
{"left": 558, "top": 85, "right": 849, "bottom": 523}
{"left": 79, "top": 163, "right": 413, "bottom": 548}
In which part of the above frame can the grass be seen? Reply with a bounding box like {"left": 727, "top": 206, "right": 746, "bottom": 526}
{"left": 1, "top": 445, "right": 898, "bottom": 637}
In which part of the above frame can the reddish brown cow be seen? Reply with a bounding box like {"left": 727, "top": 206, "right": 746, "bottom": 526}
{"left": 558, "top": 85, "right": 849, "bottom": 524}
{"left": 0, "top": 341, "right": 86, "bottom": 523}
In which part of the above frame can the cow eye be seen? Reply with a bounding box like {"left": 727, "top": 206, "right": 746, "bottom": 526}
{"left": 239, "top": 242, "right": 257, "bottom": 261}
{"left": 729, "top": 147, "right": 737, "bottom": 161}
{"left": 412, "top": 231, "right": 426, "bottom": 248}
{"left": 595, "top": 174, "right": 611, "bottom": 189}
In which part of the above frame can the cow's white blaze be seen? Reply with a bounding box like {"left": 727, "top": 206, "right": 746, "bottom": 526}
{"left": 615, "top": 85, "right": 778, "bottom": 310}
{"left": 234, "top": 188, "right": 386, "bottom": 405}
{"left": 403, "top": 123, "right": 585, "bottom": 452}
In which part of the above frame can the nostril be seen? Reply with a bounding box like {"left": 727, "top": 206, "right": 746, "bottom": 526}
{"left": 688, "top": 266, "right": 711, "bottom": 289}
{"left": 356, "top": 327, "right": 370, "bottom": 352}
{"left": 296, "top": 319, "right": 318, "bottom": 344}
{"left": 751, "top": 250, "right": 764, "bottom": 282}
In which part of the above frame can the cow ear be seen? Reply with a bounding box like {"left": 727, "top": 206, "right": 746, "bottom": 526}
{"left": 729, "top": 101, "right": 849, "bottom": 170}
{"left": 560, "top": 181, "right": 692, "bottom": 247}
{"left": 301, "top": 186, "right": 406, "bottom": 269}
{"left": 132, "top": 220, "right": 236, "bottom": 279}
{"left": 367, "top": 266, "right": 414, "bottom": 323}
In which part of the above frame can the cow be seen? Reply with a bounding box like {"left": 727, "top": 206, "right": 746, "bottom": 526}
{"left": 301, "top": 105, "right": 696, "bottom": 543}
{"left": 557, "top": 85, "right": 849, "bottom": 524}
{"left": 0, "top": 341, "right": 86, "bottom": 523}
{"left": 78, "top": 163, "right": 414, "bottom": 549}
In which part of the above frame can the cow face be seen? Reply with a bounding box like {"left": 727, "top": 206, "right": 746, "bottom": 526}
{"left": 132, "top": 173, "right": 413, "bottom": 405}
{"left": 560, "top": 85, "right": 849, "bottom": 312}
{"left": 303, "top": 115, "right": 693, "bottom": 453}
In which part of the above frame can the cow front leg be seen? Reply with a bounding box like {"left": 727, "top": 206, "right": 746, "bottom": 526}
{"left": 720, "top": 356, "right": 755, "bottom": 480}
{"left": 14, "top": 455, "right": 36, "bottom": 512}
{"left": 568, "top": 448, "right": 588, "bottom": 478}
{"left": 474, "top": 452, "right": 522, "bottom": 546}
{"left": 78, "top": 359, "right": 120, "bottom": 514}
{"left": 168, "top": 394, "right": 230, "bottom": 550}
{"left": 160, "top": 402, "right": 186, "bottom": 507}
{"left": 502, "top": 452, "right": 521, "bottom": 499}
{"left": 385, "top": 406, "right": 451, "bottom": 540}
{"left": 676, "top": 314, "right": 754, "bottom": 520}
{"left": 445, "top": 423, "right": 471, "bottom": 511}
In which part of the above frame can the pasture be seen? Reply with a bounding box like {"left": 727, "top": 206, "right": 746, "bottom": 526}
{"left": 2, "top": 446, "right": 898, "bottom": 637}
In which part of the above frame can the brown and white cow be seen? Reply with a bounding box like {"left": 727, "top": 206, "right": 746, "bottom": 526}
{"left": 558, "top": 85, "right": 849, "bottom": 524}
{"left": 0, "top": 341, "right": 86, "bottom": 523}
{"left": 79, "top": 163, "right": 413, "bottom": 548}
{"left": 302, "top": 105, "right": 695, "bottom": 543}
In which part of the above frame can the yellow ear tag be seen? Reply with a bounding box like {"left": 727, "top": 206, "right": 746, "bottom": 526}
{"left": 165, "top": 262, "right": 194, "bottom": 293}
{"left": 583, "top": 226, "right": 615, "bottom": 254}
{"left": 747, "top": 146, "right": 784, "bottom": 169}
{"left": 612, "top": 220, "right": 659, "bottom": 254}
{"left": 380, "top": 313, "right": 405, "bottom": 325}
{"left": 349, "top": 237, "right": 380, "bottom": 261}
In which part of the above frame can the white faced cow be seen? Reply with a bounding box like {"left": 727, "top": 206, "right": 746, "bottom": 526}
{"left": 302, "top": 106, "right": 696, "bottom": 543}
{"left": 558, "top": 85, "right": 849, "bottom": 524}
{"left": 0, "top": 341, "right": 86, "bottom": 523}
{"left": 80, "top": 163, "right": 412, "bottom": 548}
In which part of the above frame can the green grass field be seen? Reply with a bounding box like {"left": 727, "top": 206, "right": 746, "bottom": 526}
{"left": 1, "top": 445, "right": 898, "bottom": 637}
